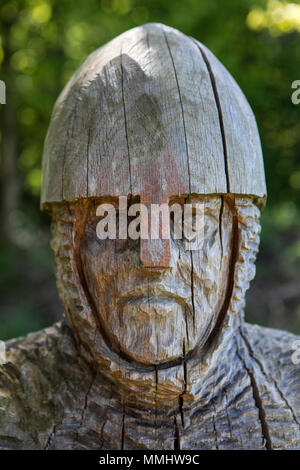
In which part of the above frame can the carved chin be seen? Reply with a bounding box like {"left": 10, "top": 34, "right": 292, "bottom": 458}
{"left": 105, "top": 297, "right": 192, "bottom": 365}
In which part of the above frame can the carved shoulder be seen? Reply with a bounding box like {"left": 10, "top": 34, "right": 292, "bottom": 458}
{"left": 239, "top": 322, "right": 300, "bottom": 448}
{"left": 244, "top": 322, "right": 300, "bottom": 415}
{"left": 0, "top": 322, "right": 91, "bottom": 449}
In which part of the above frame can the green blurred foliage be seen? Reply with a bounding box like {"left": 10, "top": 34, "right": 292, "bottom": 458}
{"left": 0, "top": 0, "right": 300, "bottom": 339}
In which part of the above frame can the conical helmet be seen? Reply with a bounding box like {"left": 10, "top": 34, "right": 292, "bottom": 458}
{"left": 41, "top": 23, "right": 266, "bottom": 211}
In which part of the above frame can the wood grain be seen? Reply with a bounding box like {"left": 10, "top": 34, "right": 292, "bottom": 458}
{"left": 192, "top": 40, "right": 267, "bottom": 197}
{"left": 41, "top": 23, "right": 266, "bottom": 210}
{"left": 5, "top": 23, "right": 296, "bottom": 451}
{"left": 1, "top": 197, "right": 299, "bottom": 449}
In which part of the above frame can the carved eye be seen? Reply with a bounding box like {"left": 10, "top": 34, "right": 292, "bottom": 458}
{"left": 115, "top": 237, "right": 138, "bottom": 253}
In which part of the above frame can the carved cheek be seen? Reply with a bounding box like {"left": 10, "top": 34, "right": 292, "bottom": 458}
{"left": 80, "top": 234, "right": 141, "bottom": 316}
{"left": 80, "top": 237, "right": 116, "bottom": 313}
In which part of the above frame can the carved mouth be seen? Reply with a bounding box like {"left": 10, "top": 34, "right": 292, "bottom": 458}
{"left": 123, "top": 295, "right": 181, "bottom": 307}
{"left": 120, "top": 285, "right": 191, "bottom": 312}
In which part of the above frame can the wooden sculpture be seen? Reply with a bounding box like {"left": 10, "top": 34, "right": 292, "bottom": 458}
{"left": 0, "top": 23, "right": 299, "bottom": 450}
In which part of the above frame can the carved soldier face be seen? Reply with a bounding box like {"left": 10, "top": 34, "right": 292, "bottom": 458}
{"left": 44, "top": 23, "right": 265, "bottom": 371}
{"left": 80, "top": 194, "right": 236, "bottom": 366}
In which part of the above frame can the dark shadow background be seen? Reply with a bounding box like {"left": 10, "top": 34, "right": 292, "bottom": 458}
{"left": 1, "top": 0, "right": 300, "bottom": 340}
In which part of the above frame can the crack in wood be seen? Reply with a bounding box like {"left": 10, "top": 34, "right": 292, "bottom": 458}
{"left": 44, "top": 423, "right": 58, "bottom": 450}
{"left": 223, "top": 388, "right": 234, "bottom": 440}
{"left": 163, "top": 31, "right": 191, "bottom": 194}
{"left": 239, "top": 326, "right": 300, "bottom": 428}
{"left": 173, "top": 415, "right": 181, "bottom": 450}
{"left": 219, "top": 195, "right": 224, "bottom": 263}
{"left": 99, "top": 415, "right": 107, "bottom": 449}
{"left": 236, "top": 342, "right": 272, "bottom": 450}
{"left": 191, "top": 38, "right": 230, "bottom": 193}
{"left": 76, "top": 371, "right": 97, "bottom": 447}
{"left": 212, "top": 414, "right": 219, "bottom": 450}
{"left": 190, "top": 251, "right": 196, "bottom": 334}
{"left": 178, "top": 342, "right": 187, "bottom": 429}
{"left": 120, "top": 45, "right": 132, "bottom": 195}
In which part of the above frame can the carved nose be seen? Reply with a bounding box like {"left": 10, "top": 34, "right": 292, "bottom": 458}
{"left": 140, "top": 238, "right": 171, "bottom": 269}
{"left": 139, "top": 196, "right": 171, "bottom": 269}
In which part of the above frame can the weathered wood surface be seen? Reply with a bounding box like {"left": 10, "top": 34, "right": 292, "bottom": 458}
{"left": 193, "top": 40, "right": 266, "bottom": 197}
{"left": 41, "top": 22, "right": 266, "bottom": 268}
{"left": 0, "top": 320, "right": 299, "bottom": 449}
{"left": 0, "top": 197, "right": 299, "bottom": 449}
{"left": 1, "top": 24, "right": 298, "bottom": 450}
{"left": 41, "top": 23, "right": 266, "bottom": 208}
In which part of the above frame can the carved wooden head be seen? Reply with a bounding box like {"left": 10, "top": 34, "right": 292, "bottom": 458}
{"left": 43, "top": 24, "right": 266, "bottom": 369}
